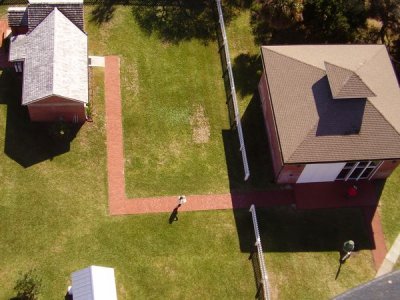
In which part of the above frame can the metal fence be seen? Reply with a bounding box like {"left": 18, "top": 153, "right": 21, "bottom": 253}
{"left": 215, "top": 0, "right": 250, "bottom": 181}
{"left": 249, "top": 204, "right": 271, "bottom": 300}
{"left": 0, "top": 0, "right": 180, "bottom": 5}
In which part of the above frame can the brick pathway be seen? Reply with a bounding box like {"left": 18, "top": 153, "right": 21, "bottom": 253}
{"left": 104, "top": 56, "right": 387, "bottom": 269}
{"left": 0, "top": 20, "right": 12, "bottom": 69}
{"left": 363, "top": 206, "right": 388, "bottom": 270}
{"left": 104, "top": 56, "right": 294, "bottom": 215}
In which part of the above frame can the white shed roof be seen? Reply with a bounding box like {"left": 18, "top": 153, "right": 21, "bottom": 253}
{"left": 71, "top": 266, "right": 118, "bottom": 300}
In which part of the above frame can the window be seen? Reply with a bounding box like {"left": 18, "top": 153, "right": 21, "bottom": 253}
{"left": 336, "top": 161, "right": 381, "bottom": 181}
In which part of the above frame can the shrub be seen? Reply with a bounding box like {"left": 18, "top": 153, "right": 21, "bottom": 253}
{"left": 13, "top": 269, "right": 42, "bottom": 300}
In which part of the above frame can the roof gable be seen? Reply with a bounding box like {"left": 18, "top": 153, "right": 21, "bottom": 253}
{"left": 27, "top": 2, "right": 84, "bottom": 33}
{"left": 19, "top": 8, "right": 88, "bottom": 105}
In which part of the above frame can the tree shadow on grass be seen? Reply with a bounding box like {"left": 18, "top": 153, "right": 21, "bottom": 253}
{"left": 90, "top": 0, "right": 117, "bottom": 25}
{"left": 232, "top": 53, "right": 262, "bottom": 98}
{"left": 0, "top": 69, "right": 81, "bottom": 168}
{"left": 131, "top": 1, "right": 217, "bottom": 43}
{"left": 131, "top": 0, "right": 243, "bottom": 43}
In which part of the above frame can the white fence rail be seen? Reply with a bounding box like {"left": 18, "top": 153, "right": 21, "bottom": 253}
{"left": 215, "top": 0, "right": 250, "bottom": 181}
{"left": 249, "top": 204, "right": 271, "bottom": 300}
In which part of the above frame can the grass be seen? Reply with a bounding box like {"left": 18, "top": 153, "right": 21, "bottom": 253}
{"left": 88, "top": 6, "right": 274, "bottom": 197}
{"left": 0, "top": 65, "right": 255, "bottom": 299}
{"left": 379, "top": 167, "right": 400, "bottom": 270}
{"left": 94, "top": 7, "right": 231, "bottom": 197}
{"left": 0, "top": 4, "right": 389, "bottom": 300}
{"left": 236, "top": 207, "right": 376, "bottom": 299}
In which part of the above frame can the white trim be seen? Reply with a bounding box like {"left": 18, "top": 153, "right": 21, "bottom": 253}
{"left": 356, "top": 161, "right": 372, "bottom": 180}
{"left": 8, "top": 7, "right": 27, "bottom": 12}
{"left": 29, "top": 0, "right": 83, "bottom": 4}
{"left": 29, "top": 102, "right": 83, "bottom": 107}
{"left": 368, "top": 161, "right": 384, "bottom": 180}
{"left": 297, "top": 163, "right": 346, "bottom": 183}
{"left": 345, "top": 162, "right": 360, "bottom": 181}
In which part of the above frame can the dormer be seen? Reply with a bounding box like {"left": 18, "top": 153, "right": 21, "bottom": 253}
{"left": 324, "top": 61, "right": 376, "bottom": 99}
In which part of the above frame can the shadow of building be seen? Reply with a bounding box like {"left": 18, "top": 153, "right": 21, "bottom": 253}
{"left": 0, "top": 69, "right": 80, "bottom": 168}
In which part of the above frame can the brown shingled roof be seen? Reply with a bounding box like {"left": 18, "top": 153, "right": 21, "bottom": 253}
{"left": 325, "top": 62, "right": 376, "bottom": 99}
{"left": 261, "top": 45, "right": 400, "bottom": 164}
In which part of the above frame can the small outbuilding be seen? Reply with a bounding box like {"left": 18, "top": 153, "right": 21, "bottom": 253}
{"left": 70, "top": 266, "right": 118, "bottom": 300}
{"left": 258, "top": 44, "right": 400, "bottom": 184}
{"left": 8, "top": 0, "right": 88, "bottom": 123}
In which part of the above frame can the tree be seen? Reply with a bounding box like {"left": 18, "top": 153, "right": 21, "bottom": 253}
{"left": 370, "top": 0, "right": 400, "bottom": 44}
{"left": 251, "top": 0, "right": 304, "bottom": 30}
{"left": 302, "top": 0, "right": 367, "bottom": 43}
{"left": 14, "top": 270, "right": 42, "bottom": 300}
{"left": 250, "top": 0, "right": 304, "bottom": 43}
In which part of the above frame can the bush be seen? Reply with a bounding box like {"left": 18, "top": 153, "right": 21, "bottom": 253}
{"left": 13, "top": 270, "right": 42, "bottom": 300}
{"left": 48, "top": 121, "right": 71, "bottom": 141}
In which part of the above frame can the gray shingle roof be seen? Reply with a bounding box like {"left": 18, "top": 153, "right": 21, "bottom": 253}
{"left": 27, "top": 3, "right": 84, "bottom": 33}
{"left": 261, "top": 45, "right": 400, "bottom": 163}
{"left": 10, "top": 8, "right": 88, "bottom": 105}
{"left": 9, "top": 34, "right": 27, "bottom": 61}
{"left": 8, "top": 7, "right": 28, "bottom": 27}
{"left": 334, "top": 270, "right": 400, "bottom": 300}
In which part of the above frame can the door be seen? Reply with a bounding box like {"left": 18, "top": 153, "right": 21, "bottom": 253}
{"left": 297, "top": 163, "right": 346, "bottom": 183}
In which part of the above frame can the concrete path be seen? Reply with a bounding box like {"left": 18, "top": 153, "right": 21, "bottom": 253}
{"left": 89, "top": 56, "right": 105, "bottom": 67}
{"left": 376, "top": 233, "right": 400, "bottom": 277}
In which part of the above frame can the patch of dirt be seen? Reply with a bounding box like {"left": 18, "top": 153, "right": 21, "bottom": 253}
{"left": 189, "top": 105, "right": 210, "bottom": 144}
{"left": 121, "top": 57, "right": 139, "bottom": 98}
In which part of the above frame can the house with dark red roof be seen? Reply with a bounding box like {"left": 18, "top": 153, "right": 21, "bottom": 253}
{"left": 8, "top": 0, "right": 88, "bottom": 123}
{"left": 258, "top": 45, "right": 400, "bottom": 184}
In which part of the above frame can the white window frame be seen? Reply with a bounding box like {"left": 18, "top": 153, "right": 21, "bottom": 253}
{"left": 336, "top": 160, "right": 381, "bottom": 181}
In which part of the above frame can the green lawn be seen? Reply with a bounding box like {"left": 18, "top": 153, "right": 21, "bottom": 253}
{"left": 89, "top": 6, "right": 274, "bottom": 198}
{"left": 379, "top": 168, "right": 400, "bottom": 270}
{"left": 0, "top": 4, "right": 389, "bottom": 300}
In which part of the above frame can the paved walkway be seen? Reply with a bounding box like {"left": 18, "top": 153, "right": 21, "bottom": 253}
{"left": 104, "top": 56, "right": 387, "bottom": 270}
{"left": 0, "top": 20, "right": 12, "bottom": 69}
{"left": 376, "top": 233, "right": 400, "bottom": 277}
{"left": 104, "top": 56, "right": 294, "bottom": 215}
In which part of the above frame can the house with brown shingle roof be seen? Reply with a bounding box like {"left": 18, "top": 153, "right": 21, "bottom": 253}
{"left": 258, "top": 45, "right": 400, "bottom": 184}
{"left": 8, "top": 0, "right": 88, "bottom": 123}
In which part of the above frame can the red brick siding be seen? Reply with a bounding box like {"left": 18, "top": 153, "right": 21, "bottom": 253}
{"left": 28, "top": 96, "right": 86, "bottom": 122}
{"left": 258, "top": 71, "right": 284, "bottom": 180}
{"left": 277, "top": 164, "right": 305, "bottom": 183}
{"left": 371, "top": 160, "right": 400, "bottom": 179}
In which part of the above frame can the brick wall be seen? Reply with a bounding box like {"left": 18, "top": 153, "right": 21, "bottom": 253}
{"left": 371, "top": 160, "right": 400, "bottom": 179}
{"left": 277, "top": 164, "right": 305, "bottom": 184}
{"left": 28, "top": 96, "right": 86, "bottom": 122}
{"left": 258, "top": 71, "right": 284, "bottom": 180}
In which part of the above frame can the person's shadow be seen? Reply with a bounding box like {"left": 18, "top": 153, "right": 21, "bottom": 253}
{"left": 169, "top": 205, "right": 181, "bottom": 224}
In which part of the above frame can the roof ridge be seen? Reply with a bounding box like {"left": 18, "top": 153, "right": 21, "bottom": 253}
{"left": 337, "top": 72, "right": 376, "bottom": 98}
{"left": 286, "top": 122, "right": 319, "bottom": 163}
{"left": 262, "top": 47, "right": 325, "bottom": 160}
{"left": 354, "top": 45, "right": 386, "bottom": 74}
{"left": 288, "top": 101, "right": 400, "bottom": 163}
{"left": 324, "top": 60, "right": 376, "bottom": 99}
{"left": 262, "top": 46, "right": 326, "bottom": 72}
{"left": 357, "top": 46, "right": 400, "bottom": 135}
